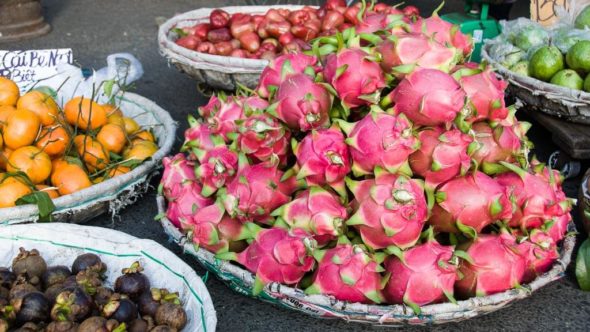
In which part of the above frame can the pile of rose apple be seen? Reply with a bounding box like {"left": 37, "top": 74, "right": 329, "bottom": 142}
{"left": 174, "top": 0, "right": 420, "bottom": 60}
{"left": 161, "top": 8, "right": 573, "bottom": 313}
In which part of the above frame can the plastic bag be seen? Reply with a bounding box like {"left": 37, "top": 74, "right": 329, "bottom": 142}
{"left": 551, "top": 25, "right": 590, "bottom": 53}
{"left": 500, "top": 18, "right": 550, "bottom": 51}
{"left": 488, "top": 42, "right": 526, "bottom": 67}
{"left": 554, "top": 0, "right": 590, "bottom": 27}
{"left": 37, "top": 53, "right": 143, "bottom": 107}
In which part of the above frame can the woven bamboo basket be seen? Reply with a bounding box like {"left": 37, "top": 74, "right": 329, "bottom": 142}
{"left": 156, "top": 194, "right": 575, "bottom": 326}
{"left": 158, "top": 6, "right": 309, "bottom": 91}
{"left": 579, "top": 168, "right": 590, "bottom": 235}
{"left": 0, "top": 93, "right": 176, "bottom": 225}
{"left": 0, "top": 222, "right": 217, "bottom": 331}
{"left": 482, "top": 41, "right": 590, "bottom": 124}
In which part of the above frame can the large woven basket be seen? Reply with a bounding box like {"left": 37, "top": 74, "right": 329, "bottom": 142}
{"left": 156, "top": 194, "right": 575, "bottom": 326}
{"left": 0, "top": 222, "right": 217, "bottom": 331}
{"left": 158, "top": 6, "right": 308, "bottom": 91}
{"left": 482, "top": 41, "right": 590, "bottom": 124}
{"left": 0, "top": 93, "right": 176, "bottom": 225}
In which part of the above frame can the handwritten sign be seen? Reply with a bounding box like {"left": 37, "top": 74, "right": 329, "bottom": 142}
{"left": 531, "top": 0, "right": 569, "bottom": 26}
{"left": 0, "top": 49, "right": 73, "bottom": 93}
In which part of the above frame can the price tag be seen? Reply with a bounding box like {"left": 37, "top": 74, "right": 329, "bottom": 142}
{"left": 0, "top": 48, "right": 73, "bottom": 93}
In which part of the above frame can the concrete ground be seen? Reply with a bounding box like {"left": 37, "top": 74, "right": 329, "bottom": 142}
{"left": 4, "top": 0, "right": 590, "bottom": 330}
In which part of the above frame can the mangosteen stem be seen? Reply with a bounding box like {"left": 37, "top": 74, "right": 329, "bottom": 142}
{"left": 122, "top": 261, "right": 143, "bottom": 274}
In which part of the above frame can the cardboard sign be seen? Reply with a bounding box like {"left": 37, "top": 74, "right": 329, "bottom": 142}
{"left": 0, "top": 48, "right": 73, "bottom": 93}
{"left": 531, "top": 0, "right": 569, "bottom": 26}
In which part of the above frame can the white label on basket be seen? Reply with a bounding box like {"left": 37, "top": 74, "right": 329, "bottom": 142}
{"left": 473, "top": 30, "right": 483, "bottom": 43}
{"left": 0, "top": 49, "right": 73, "bottom": 93}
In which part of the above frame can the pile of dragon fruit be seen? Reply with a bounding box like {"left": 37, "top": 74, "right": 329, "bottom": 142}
{"left": 160, "top": 5, "right": 574, "bottom": 313}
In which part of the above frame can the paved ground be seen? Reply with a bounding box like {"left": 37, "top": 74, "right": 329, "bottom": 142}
{"left": 4, "top": 0, "right": 590, "bottom": 330}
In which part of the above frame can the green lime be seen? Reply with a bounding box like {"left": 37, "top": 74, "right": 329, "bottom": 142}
{"left": 575, "top": 5, "right": 590, "bottom": 29}
{"left": 514, "top": 26, "right": 549, "bottom": 50}
{"left": 585, "top": 74, "right": 590, "bottom": 92}
{"left": 529, "top": 46, "right": 565, "bottom": 82}
{"left": 566, "top": 40, "right": 590, "bottom": 74}
{"left": 511, "top": 61, "right": 530, "bottom": 76}
{"left": 550, "top": 69, "right": 584, "bottom": 90}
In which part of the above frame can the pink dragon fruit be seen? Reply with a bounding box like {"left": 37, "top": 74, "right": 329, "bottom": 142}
{"left": 377, "top": 33, "right": 459, "bottom": 77}
{"left": 232, "top": 112, "right": 291, "bottom": 165}
{"left": 185, "top": 202, "right": 251, "bottom": 254}
{"left": 217, "top": 227, "right": 316, "bottom": 295}
{"left": 269, "top": 73, "right": 332, "bottom": 132}
{"left": 383, "top": 229, "right": 458, "bottom": 311}
{"left": 346, "top": 169, "right": 428, "bottom": 250}
{"left": 356, "top": 12, "right": 404, "bottom": 33}
{"left": 160, "top": 153, "right": 196, "bottom": 201}
{"left": 515, "top": 229, "right": 559, "bottom": 283}
{"left": 546, "top": 213, "right": 572, "bottom": 243}
{"left": 409, "top": 5, "right": 473, "bottom": 58}
{"left": 455, "top": 232, "right": 526, "bottom": 298}
{"left": 430, "top": 171, "right": 512, "bottom": 235}
{"left": 272, "top": 186, "right": 348, "bottom": 245}
{"left": 305, "top": 243, "right": 385, "bottom": 304}
{"left": 220, "top": 155, "right": 299, "bottom": 224}
{"left": 496, "top": 162, "right": 570, "bottom": 230}
{"left": 323, "top": 48, "right": 386, "bottom": 109}
{"left": 182, "top": 117, "right": 221, "bottom": 156}
{"left": 256, "top": 53, "right": 319, "bottom": 99}
{"left": 453, "top": 63, "right": 509, "bottom": 122}
{"left": 165, "top": 182, "right": 214, "bottom": 229}
{"left": 338, "top": 110, "right": 419, "bottom": 176}
{"left": 193, "top": 144, "right": 239, "bottom": 197}
{"left": 386, "top": 69, "right": 466, "bottom": 126}
{"left": 409, "top": 127, "right": 472, "bottom": 189}
{"left": 292, "top": 124, "right": 351, "bottom": 196}
{"left": 470, "top": 121, "right": 530, "bottom": 174}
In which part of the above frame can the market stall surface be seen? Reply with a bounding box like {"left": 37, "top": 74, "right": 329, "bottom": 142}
{"left": 5, "top": 0, "right": 590, "bottom": 330}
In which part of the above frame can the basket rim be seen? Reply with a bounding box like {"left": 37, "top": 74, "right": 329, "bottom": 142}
{"left": 155, "top": 193, "right": 575, "bottom": 325}
{"left": 0, "top": 92, "right": 177, "bottom": 223}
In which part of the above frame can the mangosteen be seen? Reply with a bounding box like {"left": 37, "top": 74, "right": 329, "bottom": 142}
{"left": 9, "top": 276, "right": 37, "bottom": 301}
{"left": 128, "top": 316, "right": 155, "bottom": 332}
{"left": 11, "top": 322, "right": 40, "bottom": 332}
{"left": 12, "top": 291, "right": 50, "bottom": 324}
{"left": 103, "top": 293, "right": 138, "bottom": 324}
{"left": 94, "top": 286, "right": 114, "bottom": 309}
{"left": 151, "top": 326, "right": 178, "bottom": 332}
{"left": 44, "top": 283, "right": 65, "bottom": 304}
{"left": 75, "top": 268, "right": 103, "bottom": 295}
{"left": 138, "top": 288, "right": 181, "bottom": 318}
{"left": 60, "top": 275, "right": 78, "bottom": 290}
{"left": 42, "top": 266, "right": 71, "bottom": 289}
{"left": 50, "top": 287, "right": 93, "bottom": 322}
{"left": 155, "top": 302, "right": 187, "bottom": 330}
{"left": 71, "top": 253, "right": 106, "bottom": 275}
{"left": 0, "top": 287, "right": 8, "bottom": 306}
{"left": 115, "top": 262, "right": 150, "bottom": 300}
{"left": 46, "top": 321, "right": 79, "bottom": 332}
{"left": 0, "top": 268, "right": 15, "bottom": 289}
{"left": 78, "top": 316, "right": 122, "bottom": 332}
{"left": 11, "top": 248, "right": 47, "bottom": 287}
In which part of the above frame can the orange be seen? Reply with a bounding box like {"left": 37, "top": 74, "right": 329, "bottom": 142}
{"left": 102, "top": 103, "right": 123, "bottom": 117}
{"left": 16, "top": 91, "right": 59, "bottom": 125}
{"left": 107, "top": 165, "right": 130, "bottom": 178}
{"left": 4, "top": 109, "right": 41, "bottom": 149}
{"left": 122, "top": 117, "right": 140, "bottom": 135}
{"left": 97, "top": 123, "right": 126, "bottom": 154}
{"left": 64, "top": 97, "right": 107, "bottom": 131}
{"left": 0, "top": 105, "right": 16, "bottom": 127}
{"left": 123, "top": 140, "right": 158, "bottom": 161}
{"left": 35, "top": 184, "right": 60, "bottom": 199}
{"left": 73, "top": 135, "right": 110, "bottom": 172}
{"left": 0, "top": 77, "right": 20, "bottom": 107}
{"left": 0, "top": 148, "right": 12, "bottom": 171}
{"left": 35, "top": 125, "right": 70, "bottom": 157}
{"left": 50, "top": 161, "right": 92, "bottom": 196}
{"left": 107, "top": 114, "right": 125, "bottom": 127}
{"left": 0, "top": 175, "right": 32, "bottom": 207}
{"left": 132, "top": 130, "right": 155, "bottom": 143}
{"left": 7, "top": 146, "right": 52, "bottom": 184}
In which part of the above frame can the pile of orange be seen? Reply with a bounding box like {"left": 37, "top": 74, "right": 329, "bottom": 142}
{"left": 0, "top": 77, "right": 158, "bottom": 208}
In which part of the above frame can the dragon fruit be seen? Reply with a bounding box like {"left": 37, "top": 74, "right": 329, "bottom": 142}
{"left": 546, "top": 213, "right": 572, "bottom": 243}
{"left": 386, "top": 69, "right": 466, "bottom": 126}
{"left": 338, "top": 109, "right": 419, "bottom": 176}
{"left": 182, "top": 118, "right": 221, "bottom": 157}
{"left": 272, "top": 186, "right": 348, "bottom": 245}
{"left": 305, "top": 243, "right": 385, "bottom": 304}
{"left": 430, "top": 171, "right": 512, "bottom": 235}
{"left": 269, "top": 73, "right": 332, "bottom": 132}
{"left": 470, "top": 121, "right": 530, "bottom": 174}
{"left": 193, "top": 143, "right": 239, "bottom": 197}
{"left": 496, "top": 162, "right": 569, "bottom": 230}
{"left": 346, "top": 169, "right": 428, "bottom": 250}
{"left": 256, "top": 53, "right": 319, "bottom": 99}
{"left": 410, "top": 5, "right": 473, "bottom": 58}
{"left": 453, "top": 64, "right": 509, "bottom": 123}
{"left": 455, "top": 232, "right": 526, "bottom": 298}
{"left": 220, "top": 155, "right": 298, "bottom": 224}
{"left": 383, "top": 229, "right": 458, "bottom": 311}
{"left": 232, "top": 112, "right": 291, "bottom": 165}
{"left": 160, "top": 153, "right": 196, "bottom": 201}
{"left": 324, "top": 48, "right": 386, "bottom": 109}
{"left": 515, "top": 229, "right": 559, "bottom": 283}
{"left": 377, "top": 33, "right": 459, "bottom": 77}
{"left": 292, "top": 125, "right": 351, "bottom": 196}
{"left": 185, "top": 202, "right": 251, "bottom": 254}
{"left": 409, "top": 127, "right": 472, "bottom": 188}
{"left": 165, "top": 182, "right": 214, "bottom": 229}
{"left": 356, "top": 12, "right": 404, "bottom": 33}
{"left": 217, "top": 227, "right": 316, "bottom": 295}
